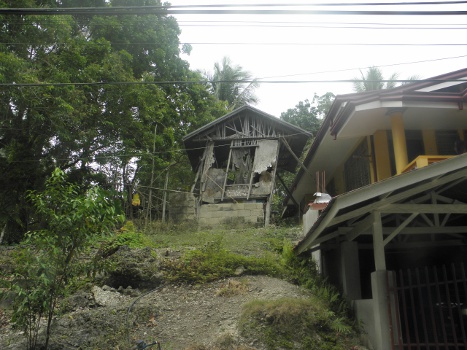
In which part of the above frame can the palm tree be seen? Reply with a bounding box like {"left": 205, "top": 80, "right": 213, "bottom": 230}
{"left": 352, "top": 66, "right": 399, "bottom": 92}
{"left": 209, "top": 57, "right": 259, "bottom": 110}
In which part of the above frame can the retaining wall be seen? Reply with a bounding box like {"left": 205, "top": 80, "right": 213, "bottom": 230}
{"left": 198, "top": 202, "right": 265, "bottom": 227}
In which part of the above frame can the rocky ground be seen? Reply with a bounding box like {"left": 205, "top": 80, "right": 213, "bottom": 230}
{"left": 1, "top": 275, "right": 314, "bottom": 350}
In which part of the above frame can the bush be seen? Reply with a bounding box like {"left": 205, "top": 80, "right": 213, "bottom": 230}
{"left": 7, "top": 168, "right": 122, "bottom": 350}
{"left": 239, "top": 298, "right": 354, "bottom": 350}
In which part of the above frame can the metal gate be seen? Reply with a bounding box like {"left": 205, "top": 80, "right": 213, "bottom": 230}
{"left": 394, "top": 263, "right": 467, "bottom": 349}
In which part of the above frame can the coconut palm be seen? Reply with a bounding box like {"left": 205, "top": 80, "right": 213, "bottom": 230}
{"left": 209, "top": 57, "right": 259, "bottom": 110}
{"left": 353, "top": 66, "right": 399, "bottom": 92}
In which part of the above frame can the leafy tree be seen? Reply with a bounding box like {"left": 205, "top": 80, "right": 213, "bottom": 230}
{"left": 10, "top": 168, "right": 122, "bottom": 350}
{"left": 280, "top": 93, "right": 334, "bottom": 136}
{"left": 0, "top": 0, "right": 225, "bottom": 241}
{"left": 274, "top": 93, "right": 334, "bottom": 219}
{"left": 208, "top": 56, "right": 259, "bottom": 110}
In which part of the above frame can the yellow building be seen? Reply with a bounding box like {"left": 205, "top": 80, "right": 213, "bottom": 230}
{"left": 285, "top": 68, "right": 467, "bottom": 350}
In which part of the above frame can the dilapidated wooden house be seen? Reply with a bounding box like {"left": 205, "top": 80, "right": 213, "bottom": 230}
{"left": 176, "top": 105, "right": 310, "bottom": 227}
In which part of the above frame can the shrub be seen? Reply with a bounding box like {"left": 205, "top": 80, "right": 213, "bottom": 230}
{"left": 7, "top": 168, "right": 122, "bottom": 350}
{"left": 239, "top": 298, "right": 354, "bottom": 350}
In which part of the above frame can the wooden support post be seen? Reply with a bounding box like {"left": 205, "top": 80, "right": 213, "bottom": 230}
{"left": 280, "top": 137, "right": 313, "bottom": 177}
{"left": 247, "top": 171, "right": 254, "bottom": 200}
{"left": 191, "top": 161, "right": 202, "bottom": 194}
{"left": 221, "top": 141, "right": 233, "bottom": 201}
{"left": 276, "top": 173, "right": 299, "bottom": 208}
{"left": 162, "top": 167, "right": 170, "bottom": 223}
{"left": 265, "top": 140, "right": 281, "bottom": 226}
{"left": 145, "top": 125, "right": 157, "bottom": 228}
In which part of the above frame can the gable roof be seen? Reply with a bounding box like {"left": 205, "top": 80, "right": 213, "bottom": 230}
{"left": 329, "top": 68, "right": 467, "bottom": 138}
{"left": 283, "top": 67, "right": 467, "bottom": 210}
{"left": 183, "top": 105, "right": 312, "bottom": 172}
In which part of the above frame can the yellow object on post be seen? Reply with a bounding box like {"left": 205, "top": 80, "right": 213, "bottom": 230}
{"left": 132, "top": 193, "right": 140, "bottom": 206}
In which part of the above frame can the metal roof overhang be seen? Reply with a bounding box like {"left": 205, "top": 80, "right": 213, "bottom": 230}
{"left": 294, "top": 152, "right": 467, "bottom": 254}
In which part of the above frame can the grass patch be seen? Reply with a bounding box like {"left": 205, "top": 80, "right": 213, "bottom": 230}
{"left": 160, "top": 237, "right": 286, "bottom": 284}
{"left": 239, "top": 297, "right": 357, "bottom": 350}
{"left": 142, "top": 222, "right": 301, "bottom": 256}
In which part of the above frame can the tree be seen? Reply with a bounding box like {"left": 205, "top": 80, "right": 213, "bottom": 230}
{"left": 274, "top": 93, "right": 334, "bottom": 216}
{"left": 352, "top": 66, "right": 421, "bottom": 93}
{"left": 0, "top": 0, "right": 225, "bottom": 241}
{"left": 10, "top": 168, "right": 122, "bottom": 350}
{"left": 280, "top": 93, "right": 334, "bottom": 136}
{"left": 209, "top": 56, "right": 259, "bottom": 110}
{"left": 352, "top": 66, "right": 399, "bottom": 92}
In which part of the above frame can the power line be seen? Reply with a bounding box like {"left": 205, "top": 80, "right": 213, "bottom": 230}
{"left": 1, "top": 5, "right": 467, "bottom": 16}
{"left": 1, "top": 79, "right": 467, "bottom": 88}
{"left": 0, "top": 54, "right": 464, "bottom": 89}
{"left": 180, "top": 42, "right": 467, "bottom": 46}
{"left": 3, "top": 42, "right": 467, "bottom": 46}
{"left": 179, "top": 23, "right": 467, "bottom": 30}
{"left": 259, "top": 54, "right": 467, "bottom": 79}
{"left": 5, "top": 17, "right": 467, "bottom": 29}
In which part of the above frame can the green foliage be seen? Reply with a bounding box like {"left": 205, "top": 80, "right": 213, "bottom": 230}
{"left": 0, "top": 0, "right": 226, "bottom": 242}
{"left": 280, "top": 93, "right": 333, "bottom": 136}
{"left": 353, "top": 66, "right": 400, "bottom": 92}
{"left": 208, "top": 56, "right": 259, "bottom": 110}
{"left": 161, "top": 236, "right": 286, "bottom": 284}
{"left": 281, "top": 241, "right": 350, "bottom": 317}
{"left": 9, "top": 168, "right": 122, "bottom": 350}
{"left": 98, "top": 221, "right": 153, "bottom": 257}
{"left": 239, "top": 298, "right": 355, "bottom": 350}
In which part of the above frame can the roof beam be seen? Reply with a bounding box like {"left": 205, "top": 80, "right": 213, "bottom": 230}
{"left": 329, "top": 168, "right": 467, "bottom": 226}
{"left": 383, "top": 213, "right": 418, "bottom": 246}
{"left": 346, "top": 213, "right": 374, "bottom": 241}
{"left": 379, "top": 203, "right": 467, "bottom": 214}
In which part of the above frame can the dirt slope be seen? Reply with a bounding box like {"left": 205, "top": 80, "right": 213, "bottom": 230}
{"left": 1, "top": 276, "right": 313, "bottom": 349}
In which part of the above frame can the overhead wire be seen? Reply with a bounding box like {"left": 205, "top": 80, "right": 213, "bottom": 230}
{"left": 3, "top": 42, "right": 467, "bottom": 46}
{"left": 1, "top": 78, "right": 467, "bottom": 87}
{"left": 1, "top": 2, "right": 467, "bottom": 16}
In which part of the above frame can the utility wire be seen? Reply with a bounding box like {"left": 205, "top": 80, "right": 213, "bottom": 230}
{"left": 258, "top": 54, "right": 467, "bottom": 79}
{"left": 4, "top": 42, "right": 467, "bottom": 46}
{"left": 180, "top": 43, "right": 467, "bottom": 46}
{"left": 1, "top": 79, "right": 467, "bottom": 87}
{"left": 5, "top": 18, "right": 467, "bottom": 29}
{"left": 1, "top": 6, "right": 467, "bottom": 16}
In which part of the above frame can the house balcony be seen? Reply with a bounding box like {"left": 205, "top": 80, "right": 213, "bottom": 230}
{"left": 402, "top": 155, "right": 455, "bottom": 173}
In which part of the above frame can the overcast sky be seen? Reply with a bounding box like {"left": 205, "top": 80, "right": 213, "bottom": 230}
{"left": 169, "top": 1, "right": 467, "bottom": 116}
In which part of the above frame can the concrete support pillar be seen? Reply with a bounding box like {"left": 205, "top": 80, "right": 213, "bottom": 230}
{"left": 373, "top": 130, "right": 392, "bottom": 181}
{"left": 341, "top": 241, "right": 362, "bottom": 300}
{"left": 390, "top": 110, "right": 408, "bottom": 174}
{"left": 372, "top": 211, "right": 386, "bottom": 271}
{"left": 371, "top": 271, "right": 401, "bottom": 350}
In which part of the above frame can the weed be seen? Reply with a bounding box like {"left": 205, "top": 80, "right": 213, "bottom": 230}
{"left": 216, "top": 279, "right": 249, "bottom": 297}
{"left": 239, "top": 298, "right": 356, "bottom": 350}
{"left": 160, "top": 237, "right": 285, "bottom": 284}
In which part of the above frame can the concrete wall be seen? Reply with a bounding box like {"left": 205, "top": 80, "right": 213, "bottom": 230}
{"left": 198, "top": 202, "right": 264, "bottom": 227}
{"left": 169, "top": 192, "right": 197, "bottom": 223}
{"left": 303, "top": 208, "right": 319, "bottom": 236}
{"left": 353, "top": 299, "right": 376, "bottom": 349}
